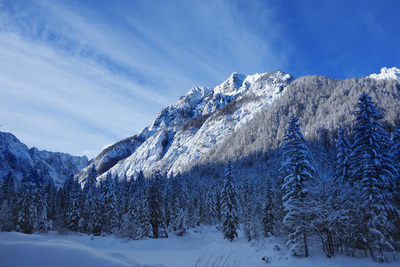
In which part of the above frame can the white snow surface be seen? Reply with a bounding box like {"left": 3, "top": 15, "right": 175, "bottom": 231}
{"left": 1, "top": 226, "right": 398, "bottom": 267}
{"left": 369, "top": 67, "right": 400, "bottom": 80}
{"left": 76, "top": 71, "right": 293, "bottom": 182}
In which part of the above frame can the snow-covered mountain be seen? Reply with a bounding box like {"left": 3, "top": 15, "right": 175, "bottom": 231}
{"left": 76, "top": 67, "right": 400, "bottom": 183}
{"left": 76, "top": 71, "right": 293, "bottom": 182}
{"left": 369, "top": 67, "right": 400, "bottom": 80}
{"left": 0, "top": 131, "right": 88, "bottom": 186}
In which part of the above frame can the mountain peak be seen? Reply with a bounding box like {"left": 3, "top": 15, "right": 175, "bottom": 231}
{"left": 369, "top": 67, "right": 400, "bottom": 80}
{"left": 214, "top": 72, "right": 247, "bottom": 95}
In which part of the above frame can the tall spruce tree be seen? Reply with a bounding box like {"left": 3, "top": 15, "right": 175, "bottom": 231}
{"left": 241, "top": 176, "right": 254, "bottom": 241}
{"left": 64, "top": 176, "right": 81, "bottom": 232}
{"left": 0, "top": 171, "right": 16, "bottom": 231}
{"left": 82, "top": 165, "right": 98, "bottom": 234}
{"left": 15, "top": 169, "right": 44, "bottom": 234}
{"left": 221, "top": 159, "right": 239, "bottom": 242}
{"left": 350, "top": 92, "right": 397, "bottom": 261}
{"left": 262, "top": 178, "right": 274, "bottom": 237}
{"left": 148, "top": 171, "right": 167, "bottom": 238}
{"left": 280, "top": 114, "right": 314, "bottom": 257}
{"left": 334, "top": 126, "right": 352, "bottom": 185}
{"left": 169, "top": 174, "right": 188, "bottom": 236}
{"left": 204, "top": 189, "right": 217, "bottom": 225}
{"left": 135, "top": 171, "right": 153, "bottom": 238}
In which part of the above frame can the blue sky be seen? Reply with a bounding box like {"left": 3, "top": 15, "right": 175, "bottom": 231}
{"left": 0, "top": 0, "right": 399, "bottom": 159}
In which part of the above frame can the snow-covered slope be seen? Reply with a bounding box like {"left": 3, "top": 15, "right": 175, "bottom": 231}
{"left": 0, "top": 131, "right": 88, "bottom": 186}
{"left": 1, "top": 227, "right": 398, "bottom": 267}
{"left": 369, "top": 67, "right": 400, "bottom": 80}
{"left": 76, "top": 71, "right": 293, "bottom": 182}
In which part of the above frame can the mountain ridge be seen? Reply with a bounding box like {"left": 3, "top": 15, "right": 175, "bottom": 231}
{"left": 76, "top": 67, "right": 400, "bottom": 183}
{"left": 3, "top": 67, "right": 399, "bottom": 185}
{"left": 76, "top": 70, "right": 293, "bottom": 183}
{"left": 0, "top": 131, "right": 88, "bottom": 186}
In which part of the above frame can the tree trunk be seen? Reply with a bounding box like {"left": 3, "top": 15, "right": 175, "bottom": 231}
{"left": 304, "top": 231, "right": 309, "bottom": 257}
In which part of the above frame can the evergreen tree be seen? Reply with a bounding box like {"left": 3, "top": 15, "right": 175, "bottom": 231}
{"left": 280, "top": 114, "right": 314, "bottom": 257}
{"left": 82, "top": 165, "right": 98, "bottom": 234}
{"left": 333, "top": 126, "right": 352, "bottom": 185}
{"left": 135, "top": 171, "right": 153, "bottom": 239}
{"left": 114, "top": 175, "right": 127, "bottom": 234}
{"left": 241, "top": 176, "right": 254, "bottom": 241}
{"left": 350, "top": 92, "right": 397, "bottom": 261}
{"left": 221, "top": 159, "right": 239, "bottom": 242}
{"left": 43, "top": 179, "right": 57, "bottom": 229}
{"left": 169, "top": 174, "right": 188, "bottom": 236}
{"left": 15, "top": 169, "right": 44, "bottom": 234}
{"left": 0, "top": 171, "right": 16, "bottom": 231}
{"left": 37, "top": 180, "right": 55, "bottom": 233}
{"left": 98, "top": 173, "right": 117, "bottom": 234}
{"left": 54, "top": 187, "right": 66, "bottom": 230}
{"left": 330, "top": 125, "right": 355, "bottom": 255}
{"left": 262, "top": 178, "right": 274, "bottom": 237}
{"left": 204, "top": 189, "right": 217, "bottom": 225}
{"left": 119, "top": 177, "right": 136, "bottom": 239}
{"left": 64, "top": 176, "right": 81, "bottom": 232}
{"left": 148, "top": 171, "right": 167, "bottom": 238}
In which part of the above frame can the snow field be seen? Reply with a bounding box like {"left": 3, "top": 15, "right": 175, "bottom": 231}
{"left": 1, "top": 226, "right": 398, "bottom": 267}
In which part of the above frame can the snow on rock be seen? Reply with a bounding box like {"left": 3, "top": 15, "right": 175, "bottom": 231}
{"left": 369, "top": 67, "right": 400, "bottom": 80}
{"left": 76, "top": 71, "right": 293, "bottom": 182}
{"left": 0, "top": 131, "right": 88, "bottom": 186}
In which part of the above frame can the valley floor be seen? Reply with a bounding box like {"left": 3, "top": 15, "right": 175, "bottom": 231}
{"left": 0, "top": 226, "right": 399, "bottom": 267}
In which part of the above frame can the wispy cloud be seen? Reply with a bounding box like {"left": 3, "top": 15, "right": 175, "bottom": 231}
{"left": 0, "top": 0, "right": 286, "bottom": 158}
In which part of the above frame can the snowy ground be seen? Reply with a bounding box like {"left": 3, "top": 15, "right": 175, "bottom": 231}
{"left": 1, "top": 226, "right": 399, "bottom": 267}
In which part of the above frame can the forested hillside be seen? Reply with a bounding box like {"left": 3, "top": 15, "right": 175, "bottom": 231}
{"left": 191, "top": 76, "right": 400, "bottom": 169}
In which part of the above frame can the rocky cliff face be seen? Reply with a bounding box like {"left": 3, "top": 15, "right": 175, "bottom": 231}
{"left": 76, "top": 70, "right": 293, "bottom": 182}
{"left": 0, "top": 131, "right": 88, "bottom": 186}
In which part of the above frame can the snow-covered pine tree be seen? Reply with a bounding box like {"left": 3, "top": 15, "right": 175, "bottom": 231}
{"left": 98, "top": 173, "right": 118, "bottom": 234}
{"left": 204, "top": 189, "right": 217, "bottom": 225}
{"left": 36, "top": 178, "right": 56, "bottom": 233}
{"left": 280, "top": 114, "right": 314, "bottom": 257}
{"left": 64, "top": 175, "right": 81, "bottom": 232}
{"left": 330, "top": 125, "right": 355, "bottom": 255}
{"left": 262, "top": 178, "right": 274, "bottom": 237}
{"left": 0, "top": 171, "right": 16, "bottom": 231}
{"left": 1, "top": 171, "right": 15, "bottom": 204}
{"left": 111, "top": 175, "right": 123, "bottom": 234}
{"left": 82, "top": 165, "right": 98, "bottom": 234}
{"left": 119, "top": 177, "right": 136, "bottom": 239}
{"left": 129, "top": 171, "right": 153, "bottom": 239}
{"left": 43, "top": 179, "right": 57, "bottom": 230}
{"left": 169, "top": 174, "right": 188, "bottom": 236}
{"left": 241, "top": 176, "right": 253, "bottom": 241}
{"left": 15, "top": 169, "right": 43, "bottom": 234}
{"left": 148, "top": 171, "right": 167, "bottom": 238}
{"left": 221, "top": 159, "right": 239, "bottom": 242}
{"left": 139, "top": 174, "right": 154, "bottom": 239}
{"left": 350, "top": 92, "right": 397, "bottom": 261}
{"left": 333, "top": 125, "right": 352, "bottom": 185}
